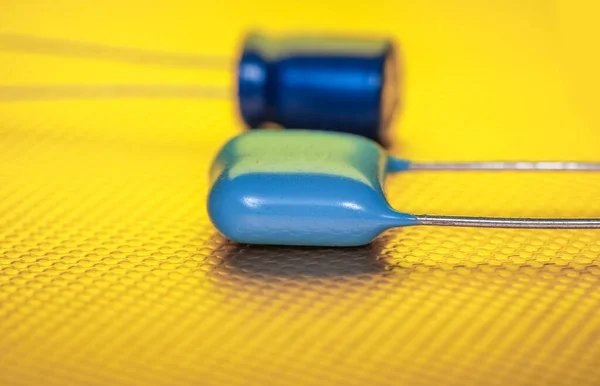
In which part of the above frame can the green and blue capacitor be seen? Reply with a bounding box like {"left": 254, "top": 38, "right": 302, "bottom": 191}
{"left": 208, "top": 130, "right": 600, "bottom": 247}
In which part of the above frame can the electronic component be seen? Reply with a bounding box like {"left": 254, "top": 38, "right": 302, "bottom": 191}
{"left": 208, "top": 130, "right": 600, "bottom": 246}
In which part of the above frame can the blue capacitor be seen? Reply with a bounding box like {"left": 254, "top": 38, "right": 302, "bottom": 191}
{"left": 208, "top": 130, "right": 414, "bottom": 247}
{"left": 237, "top": 33, "right": 399, "bottom": 145}
{"left": 208, "top": 130, "right": 600, "bottom": 247}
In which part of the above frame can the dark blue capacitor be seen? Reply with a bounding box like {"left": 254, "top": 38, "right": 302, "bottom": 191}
{"left": 237, "top": 33, "right": 399, "bottom": 145}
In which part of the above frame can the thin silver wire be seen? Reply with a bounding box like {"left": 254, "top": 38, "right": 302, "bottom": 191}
{"left": 416, "top": 215, "right": 600, "bottom": 229}
{"left": 0, "top": 85, "right": 231, "bottom": 101}
{"left": 409, "top": 161, "right": 600, "bottom": 171}
{"left": 0, "top": 34, "right": 233, "bottom": 70}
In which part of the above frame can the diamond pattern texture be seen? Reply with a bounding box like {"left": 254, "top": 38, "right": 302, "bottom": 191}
{"left": 1, "top": 1, "right": 599, "bottom": 385}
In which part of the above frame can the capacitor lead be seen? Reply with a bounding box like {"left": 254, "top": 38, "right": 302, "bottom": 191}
{"left": 1, "top": 33, "right": 598, "bottom": 173}
{"left": 208, "top": 130, "right": 600, "bottom": 247}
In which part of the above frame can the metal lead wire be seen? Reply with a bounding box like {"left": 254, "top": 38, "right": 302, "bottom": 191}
{"left": 0, "top": 34, "right": 233, "bottom": 70}
{"left": 409, "top": 161, "right": 600, "bottom": 171}
{"left": 416, "top": 215, "right": 600, "bottom": 229}
{"left": 0, "top": 85, "right": 231, "bottom": 101}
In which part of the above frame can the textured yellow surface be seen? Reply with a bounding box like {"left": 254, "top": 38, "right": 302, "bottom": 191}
{"left": 1, "top": 1, "right": 600, "bottom": 385}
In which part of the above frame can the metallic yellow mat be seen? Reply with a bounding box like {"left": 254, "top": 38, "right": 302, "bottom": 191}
{"left": 0, "top": 1, "right": 599, "bottom": 385}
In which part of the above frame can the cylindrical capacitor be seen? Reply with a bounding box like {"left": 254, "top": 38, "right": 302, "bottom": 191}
{"left": 237, "top": 33, "right": 398, "bottom": 145}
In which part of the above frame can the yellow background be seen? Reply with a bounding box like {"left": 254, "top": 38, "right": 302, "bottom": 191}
{"left": 0, "top": 1, "right": 599, "bottom": 385}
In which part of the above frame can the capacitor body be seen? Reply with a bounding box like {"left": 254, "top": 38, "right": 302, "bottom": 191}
{"left": 208, "top": 130, "right": 416, "bottom": 246}
{"left": 237, "top": 34, "right": 398, "bottom": 145}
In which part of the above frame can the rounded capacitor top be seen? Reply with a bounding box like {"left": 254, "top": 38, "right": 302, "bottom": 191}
{"left": 237, "top": 33, "right": 399, "bottom": 146}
